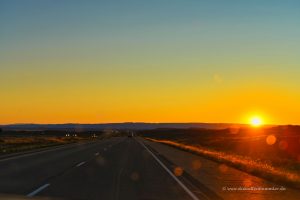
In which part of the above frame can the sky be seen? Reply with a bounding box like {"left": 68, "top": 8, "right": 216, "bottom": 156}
{"left": 1, "top": 0, "right": 300, "bottom": 125}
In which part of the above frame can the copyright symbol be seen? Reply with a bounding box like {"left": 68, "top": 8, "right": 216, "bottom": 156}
{"left": 222, "top": 187, "right": 226, "bottom": 191}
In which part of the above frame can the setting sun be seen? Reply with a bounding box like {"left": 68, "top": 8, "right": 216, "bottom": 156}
{"left": 250, "top": 116, "right": 263, "bottom": 127}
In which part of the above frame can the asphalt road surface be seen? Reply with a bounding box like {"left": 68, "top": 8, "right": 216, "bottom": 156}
{"left": 1, "top": 137, "right": 299, "bottom": 200}
{"left": 0, "top": 137, "right": 219, "bottom": 200}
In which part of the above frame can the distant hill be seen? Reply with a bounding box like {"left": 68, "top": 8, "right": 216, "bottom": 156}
{"left": 0, "top": 123, "right": 245, "bottom": 132}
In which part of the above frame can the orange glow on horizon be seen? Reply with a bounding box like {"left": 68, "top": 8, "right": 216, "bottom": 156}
{"left": 0, "top": 84, "right": 299, "bottom": 125}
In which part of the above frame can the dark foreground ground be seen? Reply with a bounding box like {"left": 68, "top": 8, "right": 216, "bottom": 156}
{"left": 0, "top": 136, "right": 299, "bottom": 200}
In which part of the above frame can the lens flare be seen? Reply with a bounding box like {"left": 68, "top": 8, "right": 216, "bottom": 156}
{"left": 266, "top": 135, "right": 277, "bottom": 145}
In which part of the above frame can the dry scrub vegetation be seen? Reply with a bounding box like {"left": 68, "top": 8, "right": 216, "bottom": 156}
{"left": 140, "top": 126, "right": 300, "bottom": 188}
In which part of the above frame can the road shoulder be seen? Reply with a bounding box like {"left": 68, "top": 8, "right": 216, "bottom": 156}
{"left": 141, "top": 138, "right": 300, "bottom": 200}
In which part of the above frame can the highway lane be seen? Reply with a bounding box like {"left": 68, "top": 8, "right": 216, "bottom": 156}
{"left": 0, "top": 137, "right": 124, "bottom": 196}
{"left": 38, "top": 137, "right": 209, "bottom": 200}
{"left": 0, "top": 137, "right": 216, "bottom": 200}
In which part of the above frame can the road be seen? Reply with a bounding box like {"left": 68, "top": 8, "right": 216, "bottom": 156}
{"left": 0, "top": 137, "right": 218, "bottom": 200}
{"left": 0, "top": 137, "right": 299, "bottom": 200}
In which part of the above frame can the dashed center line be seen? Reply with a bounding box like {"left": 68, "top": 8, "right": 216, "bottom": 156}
{"left": 76, "top": 161, "right": 86, "bottom": 167}
{"left": 27, "top": 183, "right": 50, "bottom": 197}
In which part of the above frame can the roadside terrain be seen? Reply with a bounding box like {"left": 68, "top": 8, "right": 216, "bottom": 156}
{"left": 0, "top": 130, "right": 118, "bottom": 156}
{"left": 138, "top": 126, "right": 300, "bottom": 188}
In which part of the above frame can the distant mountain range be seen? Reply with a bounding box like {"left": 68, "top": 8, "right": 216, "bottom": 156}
{"left": 0, "top": 123, "right": 246, "bottom": 131}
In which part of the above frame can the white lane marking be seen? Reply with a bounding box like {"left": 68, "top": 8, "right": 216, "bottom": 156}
{"left": 95, "top": 152, "right": 99, "bottom": 156}
{"left": 76, "top": 161, "right": 86, "bottom": 167}
{"left": 139, "top": 141, "right": 200, "bottom": 200}
{"left": 27, "top": 183, "right": 50, "bottom": 197}
{"left": 114, "top": 168, "right": 123, "bottom": 200}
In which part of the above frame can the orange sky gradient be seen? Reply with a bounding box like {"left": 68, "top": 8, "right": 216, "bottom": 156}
{"left": 1, "top": 1, "right": 300, "bottom": 125}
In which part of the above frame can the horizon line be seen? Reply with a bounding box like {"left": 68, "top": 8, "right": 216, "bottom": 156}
{"left": 0, "top": 122, "right": 297, "bottom": 126}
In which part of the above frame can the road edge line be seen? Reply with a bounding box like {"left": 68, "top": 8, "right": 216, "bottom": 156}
{"left": 138, "top": 140, "right": 200, "bottom": 200}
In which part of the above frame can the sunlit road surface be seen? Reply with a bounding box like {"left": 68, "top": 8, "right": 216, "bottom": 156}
{"left": 0, "top": 137, "right": 299, "bottom": 200}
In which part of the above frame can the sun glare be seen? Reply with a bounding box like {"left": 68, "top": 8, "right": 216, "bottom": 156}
{"left": 250, "top": 116, "right": 263, "bottom": 127}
